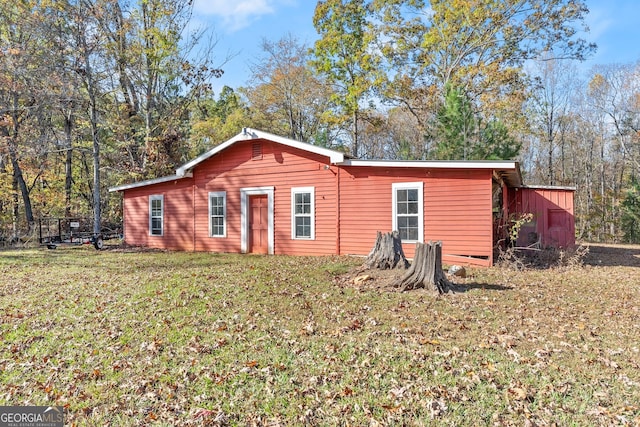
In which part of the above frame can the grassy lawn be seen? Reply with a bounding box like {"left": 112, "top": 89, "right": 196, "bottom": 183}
{"left": 1, "top": 244, "right": 639, "bottom": 426}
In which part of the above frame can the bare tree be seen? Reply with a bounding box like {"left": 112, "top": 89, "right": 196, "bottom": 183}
{"left": 528, "top": 54, "right": 578, "bottom": 186}
{"left": 0, "top": 1, "right": 59, "bottom": 234}
{"left": 246, "top": 34, "right": 334, "bottom": 145}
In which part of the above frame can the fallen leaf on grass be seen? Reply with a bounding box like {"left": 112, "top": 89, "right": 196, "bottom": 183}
{"left": 507, "top": 348, "right": 521, "bottom": 363}
{"left": 192, "top": 407, "right": 229, "bottom": 424}
{"left": 301, "top": 323, "right": 315, "bottom": 336}
{"left": 507, "top": 387, "right": 528, "bottom": 401}
{"left": 598, "top": 357, "right": 619, "bottom": 369}
{"left": 342, "top": 319, "right": 363, "bottom": 332}
{"left": 389, "top": 386, "right": 407, "bottom": 399}
{"left": 353, "top": 275, "right": 371, "bottom": 286}
{"left": 427, "top": 399, "right": 447, "bottom": 418}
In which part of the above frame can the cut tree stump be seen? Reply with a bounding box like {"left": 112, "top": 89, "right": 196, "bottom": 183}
{"left": 392, "top": 241, "right": 453, "bottom": 293}
{"left": 365, "top": 231, "right": 409, "bottom": 270}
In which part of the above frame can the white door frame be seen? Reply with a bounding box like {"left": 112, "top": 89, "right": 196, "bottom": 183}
{"left": 240, "top": 187, "right": 274, "bottom": 254}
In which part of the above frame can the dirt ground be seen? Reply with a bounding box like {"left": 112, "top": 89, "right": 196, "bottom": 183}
{"left": 335, "top": 242, "right": 640, "bottom": 291}
{"left": 583, "top": 242, "right": 640, "bottom": 267}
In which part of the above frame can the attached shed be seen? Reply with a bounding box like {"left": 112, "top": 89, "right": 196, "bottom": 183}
{"left": 505, "top": 185, "right": 576, "bottom": 249}
{"left": 109, "top": 128, "right": 575, "bottom": 266}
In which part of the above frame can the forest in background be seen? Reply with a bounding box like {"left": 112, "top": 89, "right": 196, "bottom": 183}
{"left": 1, "top": 0, "right": 639, "bottom": 245}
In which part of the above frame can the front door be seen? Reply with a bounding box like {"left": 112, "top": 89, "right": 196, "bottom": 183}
{"left": 249, "top": 195, "right": 269, "bottom": 254}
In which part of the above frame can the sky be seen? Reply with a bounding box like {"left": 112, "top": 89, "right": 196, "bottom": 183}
{"left": 191, "top": 0, "right": 640, "bottom": 96}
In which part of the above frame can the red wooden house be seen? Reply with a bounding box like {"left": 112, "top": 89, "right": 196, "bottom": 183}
{"left": 109, "top": 128, "right": 575, "bottom": 266}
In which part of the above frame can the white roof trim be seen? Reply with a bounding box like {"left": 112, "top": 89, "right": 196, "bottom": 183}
{"left": 110, "top": 128, "right": 346, "bottom": 193}
{"left": 176, "top": 127, "right": 345, "bottom": 176}
{"left": 521, "top": 185, "right": 576, "bottom": 191}
{"left": 339, "top": 159, "right": 518, "bottom": 169}
{"left": 108, "top": 129, "right": 526, "bottom": 192}
{"left": 108, "top": 172, "right": 192, "bottom": 192}
{"left": 339, "top": 159, "right": 522, "bottom": 188}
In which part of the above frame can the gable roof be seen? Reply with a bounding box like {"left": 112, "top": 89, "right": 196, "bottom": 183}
{"left": 109, "top": 128, "right": 347, "bottom": 192}
{"left": 109, "top": 127, "right": 523, "bottom": 192}
{"left": 176, "top": 128, "right": 348, "bottom": 177}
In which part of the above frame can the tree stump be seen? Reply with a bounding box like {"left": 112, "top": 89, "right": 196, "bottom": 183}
{"left": 392, "top": 241, "right": 452, "bottom": 293}
{"left": 365, "top": 231, "right": 409, "bottom": 269}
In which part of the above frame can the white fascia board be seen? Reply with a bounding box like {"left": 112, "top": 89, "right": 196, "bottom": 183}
{"left": 108, "top": 172, "right": 192, "bottom": 192}
{"left": 175, "top": 128, "right": 345, "bottom": 176}
{"left": 522, "top": 185, "right": 576, "bottom": 191}
{"left": 339, "top": 159, "right": 518, "bottom": 169}
{"left": 341, "top": 159, "right": 523, "bottom": 188}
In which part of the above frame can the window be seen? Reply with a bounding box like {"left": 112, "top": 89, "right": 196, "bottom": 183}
{"left": 209, "top": 191, "right": 226, "bottom": 237}
{"left": 392, "top": 182, "right": 423, "bottom": 242}
{"left": 149, "top": 195, "right": 164, "bottom": 236}
{"left": 291, "top": 187, "right": 314, "bottom": 239}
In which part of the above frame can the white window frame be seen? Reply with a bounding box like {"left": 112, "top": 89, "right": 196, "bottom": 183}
{"left": 209, "top": 191, "right": 227, "bottom": 238}
{"left": 149, "top": 194, "right": 164, "bottom": 236}
{"left": 291, "top": 187, "right": 315, "bottom": 240}
{"left": 392, "top": 182, "right": 424, "bottom": 243}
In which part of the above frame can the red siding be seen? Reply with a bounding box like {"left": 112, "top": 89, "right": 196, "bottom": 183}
{"left": 123, "top": 178, "right": 195, "bottom": 250}
{"left": 339, "top": 167, "right": 493, "bottom": 266}
{"left": 425, "top": 169, "right": 493, "bottom": 266}
{"left": 118, "top": 137, "right": 530, "bottom": 266}
{"left": 191, "top": 139, "right": 338, "bottom": 256}
{"left": 338, "top": 167, "right": 419, "bottom": 257}
{"left": 507, "top": 187, "right": 575, "bottom": 248}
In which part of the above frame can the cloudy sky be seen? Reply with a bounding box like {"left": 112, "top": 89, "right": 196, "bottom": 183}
{"left": 192, "top": 0, "right": 640, "bottom": 95}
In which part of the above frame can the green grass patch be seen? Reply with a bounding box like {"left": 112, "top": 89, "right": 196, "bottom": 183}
{"left": 0, "top": 246, "right": 639, "bottom": 425}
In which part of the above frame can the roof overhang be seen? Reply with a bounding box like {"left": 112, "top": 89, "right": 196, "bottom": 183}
{"left": 494, "top": 164, "right": 523, "bottom": 188}
{"left": 108, "top": 172, "right": 192, "bottom": 192}
{"left": 339, "top": 159, "right": 523, "bottom": 187}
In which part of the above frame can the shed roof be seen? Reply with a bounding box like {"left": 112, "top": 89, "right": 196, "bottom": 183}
{"left": 340, "top": 159, "right": 522, "bottom": 188}
{"left": 521, "top": 184, "right": 576, "bottom": 191}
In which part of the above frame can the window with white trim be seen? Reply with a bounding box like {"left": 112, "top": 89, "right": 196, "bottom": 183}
{"left": 392, "top": 182, "right": 423, "bottom": 242}
{"left": 149, "top": 195, "right": 164, "bottom": 236}
{"left": 291, "top": 187, "right": 314, "bottom": 239}
{"left": 209, "top": 191, "right": 226, "bottom": 237}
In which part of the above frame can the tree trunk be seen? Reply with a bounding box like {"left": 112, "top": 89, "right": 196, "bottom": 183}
{"left": 63, "top": 111, "right": 74, "bottom": 218}
{"left": 365, "top": 231, "right": 409, "bottom": 269}
{"left": 9, "top": 145, "right": 34, "bottom": 230}
{"left": 393, "top": 241, "right": 452, "bottom": 293}
{"left": 78, "top": 21, "right": 101, "bottom": 237}
{"left": 352, "top": 108, "right": 359, "bottom": 157}
{"left": 6, "top": 92, "right": 35, "bottom": 231}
